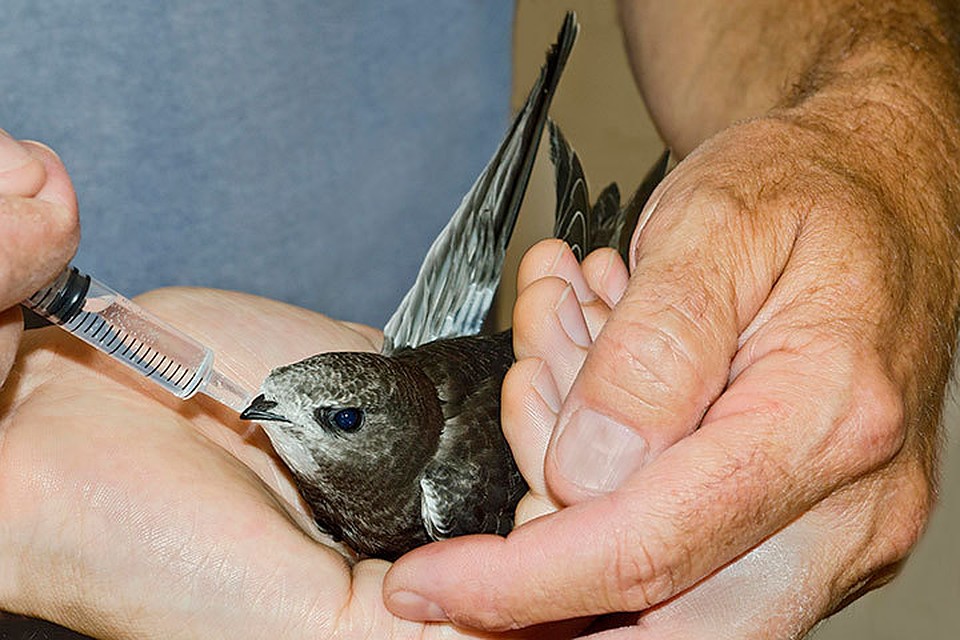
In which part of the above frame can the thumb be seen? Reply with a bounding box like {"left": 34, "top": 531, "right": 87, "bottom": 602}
{"left": 0, "top": 137, "right": 80, "bottom": 311}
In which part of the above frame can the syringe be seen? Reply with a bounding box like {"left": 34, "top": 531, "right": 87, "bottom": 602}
{"left": 22, "top": 266, "right": 253, "bottom": 413}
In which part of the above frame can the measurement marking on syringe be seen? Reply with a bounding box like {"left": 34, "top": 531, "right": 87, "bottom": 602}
{"left": 78, "top": 313, "right": 97, "bottom": 334}
{"left": 88, "top": 317, "right": 108, "bottom": 341}
{"left": 163, "top": 364, "right": 183, "bottom": 383}
{"left": 174, "top": 366, "right": 191, "bottom": 386}
{"left": 126, "top": 342, "right": 147, "bottom": 367}
{"left": 158, "top": 359, "right": 176, "bottom": 379}
{"left": 130, "top": 341, "right": 147, "bottom": 363}
{"left": 107, "top": 338, "right": 124, "bottom": 355}
{"left": 182, "top": 373, "right": 203, "bottom": 396}
{"left": 103, "top": 328, "right": 122, "bottom": 351}
{"left": 136, "top": 349, "right": 160, "bottom": 371}
{"left": 116, "top": 340, "right": 136, "bottom": 362}
{"left": 113, "top": 339, "right": 129, "bottom": 359}
{"left": 142, "top": 350, "right": 160, "bottom": 372}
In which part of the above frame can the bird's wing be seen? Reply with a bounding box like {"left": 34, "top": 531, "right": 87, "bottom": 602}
{"left": 419, "top": 458, "right": 473, "bottom": 541}
{"left": 548, "top": 120, "right": 629, "bottom": 260}
{"left": 400, "top": 332, "right": 524, "bottom": 541}
{"left": 549, "top": 119, "right": 672, "bottom": 264}
{"left": 548, "top": 119, "right": 594, "bottom": 261}
{"left": 382, "top": 13, "right": 578, "bottom": 353}
{"left": 418, "top": 367, "right": 523, "bottom": 541}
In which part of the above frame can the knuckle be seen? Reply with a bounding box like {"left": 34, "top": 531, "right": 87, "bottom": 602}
{"left": 837, "top": 370, "right": 906, "bottom": 472}
{"left": 517, "top": 238, "right": 567, "bottom": 287}
{"left": 590, "top": 311, "right": 709, "bottom": 421}
{"left": 55, "top": 201, "right": 81, "bottom": 246}
{"left": 600, "top": 518, "right": 681, "bottom": 612}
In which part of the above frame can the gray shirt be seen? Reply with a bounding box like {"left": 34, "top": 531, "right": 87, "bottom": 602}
{"left": 1, "top": 1, "right": 512, "bottom": 326}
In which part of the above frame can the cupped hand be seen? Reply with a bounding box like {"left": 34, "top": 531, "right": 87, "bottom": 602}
{"left": 0, "top": 287, "right": 535, "bottom": 639}
{"left": 0, "top": 131, "right": 79, "bottom": 384}
{"left": 384, "top": 108, "right": 956, "bottom": 638}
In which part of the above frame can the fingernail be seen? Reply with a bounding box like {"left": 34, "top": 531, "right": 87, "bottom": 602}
{"left": 531, "top": 360, "right": 561, "bottom": 413}
{"left": 554, "top": 408, "right": 649, "bottom": 493}
{"left": 548, "top": 239, "right": 568, "bottom": 272}
{"left": 548, "top": 240, "right": 597, "bottom": 303}
{"left": 630, "top": 196, "right": 663, "bottom": 271}
{"left": 388, "top": 591, "right": 449, "bottom": 622}
{"left": 554, "top": 285, "right": 591, "bottom": 348}
{"left": 601, "top": 251, "right": 629, "bottom": 302}
{"left": 0, "top": 130, "right": 33, "bottom": 173}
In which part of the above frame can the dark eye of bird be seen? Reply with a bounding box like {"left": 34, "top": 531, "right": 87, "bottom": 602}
{"left": 315, "top": 407, "right": 364, "bottom": 432}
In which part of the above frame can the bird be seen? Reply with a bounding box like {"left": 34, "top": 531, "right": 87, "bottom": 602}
{"left": 240, "top": 12, "right": 669, "bottom": 560}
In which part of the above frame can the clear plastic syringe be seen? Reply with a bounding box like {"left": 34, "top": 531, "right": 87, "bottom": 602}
{"left": 23, "top": 266, "right": 253, "bottom": 413}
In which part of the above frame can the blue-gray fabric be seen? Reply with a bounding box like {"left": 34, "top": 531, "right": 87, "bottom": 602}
{"left": 1, "top": 1, "right": 513, "bottom": 326}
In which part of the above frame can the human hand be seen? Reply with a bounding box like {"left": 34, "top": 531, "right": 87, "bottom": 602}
{"left": 0, "top": 287, "right": 547, "bottom": 639}
{"left": 383, "top": 106, "right": 958, "bottom": 638}
{"left": 0, "top": 131, "right": 79, "bottom": 385}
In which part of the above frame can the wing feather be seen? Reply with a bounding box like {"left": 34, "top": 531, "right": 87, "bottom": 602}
{"left": 382, "top": 13, "right": 579, "bottom": 352}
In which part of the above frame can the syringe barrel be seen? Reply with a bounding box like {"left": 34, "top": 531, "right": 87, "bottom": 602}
{"left": 24, "top": 266, "right": 213, "bottom": 399}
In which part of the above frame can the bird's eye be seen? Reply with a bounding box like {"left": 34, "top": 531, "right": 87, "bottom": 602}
{"left": 315, "top": 407, "right": 364, "bottom": 432}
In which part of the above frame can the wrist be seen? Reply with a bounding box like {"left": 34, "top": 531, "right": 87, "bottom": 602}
{"left": 778, "top": 57, "right": 960, "bottom": 239}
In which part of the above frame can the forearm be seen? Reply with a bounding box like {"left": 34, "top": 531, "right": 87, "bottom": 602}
{"left": 619, "top": 0, "right": 960, "bottom": 158}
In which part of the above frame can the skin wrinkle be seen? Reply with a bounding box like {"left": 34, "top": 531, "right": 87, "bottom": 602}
{"left": 622, "top": 444, "right": 794, "bottom": 606}
{"left": 697, "top": 378, "right": 861, "bottom": 515}
{"left": 610, "top": 522, "right": 670, "bottom": 614}
{"left": 775, "top": 115, "right": 960, "bottom": 481}
{"left": 588, "top": 319, "right": 701, "bottom": 429}
{"left": 820, "top": 473, "right": 918, "bottom": 610}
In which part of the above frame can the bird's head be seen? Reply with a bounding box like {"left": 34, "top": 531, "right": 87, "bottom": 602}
{"left": 240, "top": 351, "right": 443, "bottom": 484}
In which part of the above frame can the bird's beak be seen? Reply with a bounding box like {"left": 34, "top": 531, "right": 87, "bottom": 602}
{"left": 240, "top": 394, "right": 289, "bottom": 422}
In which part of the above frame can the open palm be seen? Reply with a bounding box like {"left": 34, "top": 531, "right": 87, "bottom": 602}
{"left": 0, "top": 287, "right": 514, "bottom": 639}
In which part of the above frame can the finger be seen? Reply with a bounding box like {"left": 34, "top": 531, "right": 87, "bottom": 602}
{"left": 0, "top": 140, "right": 79, "bottom": 310}
{"left": 544, "top": 163, "right": 796, "bottom": 502}
{"left": 501, "top": 358, "right": 564, "bottom": 525}
{"left": 384, "top": 326, "right": 903, "bottom": 629}
{"left": 513, "top": 277, "right": 591, "bottom": 396}
{"left": 0, "top": 130, "right": 46, "bottom": 196}
{"left": 517, "top": 238, "right": 596, "bottom": 303}
{"left": 581, "top": 248, "right": 628, "bottom": 308}
{"left": 517, "top": 239, "right": 613, "bottom": 339}
{"left": 501, "top": 358, "right": 560, "bottom": 501}
{"left": 21, "top": 141, "right": 80, "bottom": 213}
{"left": 0, "top": 307, "right": 23, "bottom": 384}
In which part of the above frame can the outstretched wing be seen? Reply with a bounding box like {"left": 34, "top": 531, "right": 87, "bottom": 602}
{"left": 549, "top": 119, "right": 593, "bottom": 261}
{"left": 549, "top": 120, "right": 626, "bottom": 260}
{"left": 550, "top": 120, "right": 672, "bottom": 265}
{"left": 382, "top": 12, "right": 579, "bottom": 353}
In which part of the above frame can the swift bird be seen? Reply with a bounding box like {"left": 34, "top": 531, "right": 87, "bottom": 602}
{"left": 241, "top": 13, "right": 669, "bottom": 560}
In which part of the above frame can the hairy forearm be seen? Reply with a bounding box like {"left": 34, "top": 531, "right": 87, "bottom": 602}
{"left": 619, "top": 0, "right": 960, "bottom": 157}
